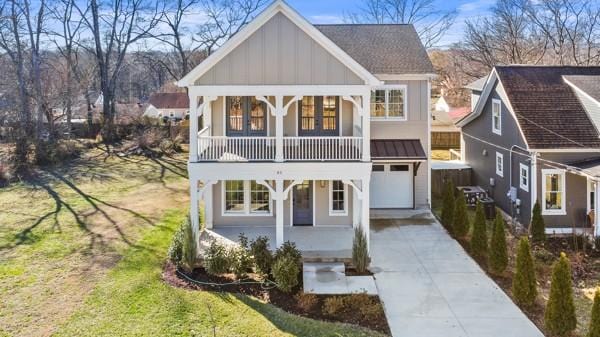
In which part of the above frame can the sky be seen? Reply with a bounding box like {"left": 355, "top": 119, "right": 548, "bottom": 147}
{"left": 286, "top": 0, "right": 497, "bottom": 47}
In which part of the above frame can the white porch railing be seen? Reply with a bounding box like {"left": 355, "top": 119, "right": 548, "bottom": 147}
{"left": 283, "top": 137, "right": 363, "bottom": 161}
{"left": 198, "top": 136, "right": 276, "bottom": 161}
{"left": 195, "top": 136, "right": 363, "bottom": 162}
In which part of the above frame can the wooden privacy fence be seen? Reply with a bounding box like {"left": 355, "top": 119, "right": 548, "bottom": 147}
{"left": 431, "top": 132, "right": 460, "bottom": 149}
{"left": 431, "top": 166, "right": 472, "bottom": 197}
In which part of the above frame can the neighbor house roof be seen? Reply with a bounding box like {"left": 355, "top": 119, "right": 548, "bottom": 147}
{"left": 371, "top": 139, "right": 427, "bottom": 160}
{"left": 315, "top": 24, "right": 435, "bottom": 75}
{"left": 148, "top": 93, "right": 189, "bottom": 110}
{"left": 496, "top": 66, "right": 600, "bottom": 149}
{"left": 563, "top": 75, "right": 600, "bottom": 102}
{"left": 465, "top": 76, "right": 487, "bottom": 91}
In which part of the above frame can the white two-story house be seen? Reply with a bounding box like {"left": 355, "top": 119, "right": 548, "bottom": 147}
{"left": 177, "top": 0, "right": 435, "bottom": 253}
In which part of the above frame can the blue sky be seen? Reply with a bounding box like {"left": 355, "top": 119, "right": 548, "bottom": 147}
{"left": 287, "top": 0, "right": 496, "bottom": 47}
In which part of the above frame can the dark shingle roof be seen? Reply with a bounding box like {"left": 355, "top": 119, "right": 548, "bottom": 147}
{"left": 563, "top": 75, "right": 600, "bottom": 102}
{"left": 148, "top": 92, "right": 189, "bottom": 109}
{"left": 315, "top": 24, "right": 434, "bottom": 75}
{"left": 495, "top": 66, "right": 600, "bottom": 149}
{"left": 371, "top": 139, "right": 427, "bottom": 159}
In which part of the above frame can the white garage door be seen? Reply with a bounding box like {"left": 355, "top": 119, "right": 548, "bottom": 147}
{"left": 370, "top": 164, "right": 413, "bottom": 208}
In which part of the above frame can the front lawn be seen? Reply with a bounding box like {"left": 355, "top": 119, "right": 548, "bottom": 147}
{"left": 54, "top": 211, "right": 383, "bottom": 337}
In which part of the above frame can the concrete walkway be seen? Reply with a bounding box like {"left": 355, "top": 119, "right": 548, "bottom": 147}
{"left": 370, "top": 216, "right": 544, "bottom": 337}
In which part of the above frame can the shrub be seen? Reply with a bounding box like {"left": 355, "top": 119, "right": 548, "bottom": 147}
{"left": 204, "top": 239, "right": 230, "bottom": 275}
{"left": 512, "top": 237, "right": 537, "bottom": 308}
{"left": 441, "top": 179, "right": 455, "bottom": 228}
{"left": 34, "top": 139, "right": 81, "bottom": 165}
{"left": 0, "top": 161, "right": 14, "bottom": 187}
{"left": 274, "top": 241, "right": 302, "bottom": 267}
{"left": 250, "top": 236, "right": 272, "bottom": 276}
{"left": 159, "top": 138, "right": 181, "bottom": 154}
{"left": 530, "top": 201, "right": 546, "bottom": 243}
{"left": 271, "top": 255, "right": 300, "bottom": 293}
{"left": 352, "top": 226, "right": 369, "bottom": 273}
{"left": 135, "top": 127, "right": 165, "bottom": 150}
{"left": 452, "top": 194, "right": 469, "bottom": 238}
{"left": 322, "top": 296, "right": 346, "bottom": 316}
{"left": 295, "top": 293, "right": 318, "bottom": 312}
{"left": 229, "top": 234, "right": 253, "bottom": 279}
{"left": 588, "top": 289, "right": 600, "bottom": 337}
{"left": 470, "top": 202, "right": 488, "bottom": 259}
{"left": 167, "top": 221, "right": 185, "bottom": 266}
{"left": 349, "top": 293, "right": 384, "bottom": 321}
{"left": 544, "top": 252, "right": 577, "bottom": 336}
{"left": 181, "top": 217, "right": 197, "bottom": 273}
{"left": 489, "top": 213, "right": 508, "bottom": 275}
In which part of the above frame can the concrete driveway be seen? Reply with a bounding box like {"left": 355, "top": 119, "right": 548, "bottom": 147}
{"left": 370, "top": 214, "right": 544, "bottom": 337}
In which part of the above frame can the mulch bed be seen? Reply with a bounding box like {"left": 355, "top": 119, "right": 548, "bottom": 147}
{"left": 163, "top": 262, "right": 390, "bottom": 335}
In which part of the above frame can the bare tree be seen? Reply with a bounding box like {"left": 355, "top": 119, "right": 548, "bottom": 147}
{"left": 146, "top": 0, "right": 267, "bottom": 81}
{"left": 0, "top": 0, "right": 31, "bottom": 163}
{"left": 346, "top": 0, "right": 457, "bottom": 48}
{"left": 74, "top": 0, "right": 162, "bottom": 141}
{"left": 461, "top": 0, "right": 547, "bottom": 71}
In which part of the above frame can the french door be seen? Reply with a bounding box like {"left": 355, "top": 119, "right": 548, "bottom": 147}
{"left": 298, "top": 96, "right": 339, "bottom": 136}
{"left": 226, "top": 96, "right": 267, "bottom": 136}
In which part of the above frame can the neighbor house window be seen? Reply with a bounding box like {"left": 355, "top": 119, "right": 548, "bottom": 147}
{"left": 370, "top": 86, "right": 406, "bottom": 119}
{"left": 492, "top": 99, "right": 501, "bottom": 135}
{"left": 223, "top": 181, "right": 271, "bottom": 216}
{"left": 329, "top": 180, "right": 347, "bottom": 216}
{"left": 496, "top": 152, "right": 504, "bottom": 177}
{"left": 520, "top": 163, "right": 529, "bottom": 192}
{"left": 542, "top": 169, "right": 566, "bottom": 215}
{"left": 225, "top": 180, "right": 245, "bottom": 213}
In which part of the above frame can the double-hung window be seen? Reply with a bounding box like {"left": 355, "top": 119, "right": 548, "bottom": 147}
{"left": 492, "top": 99, "right": 502, "bottom": 135}
{"left": 224, "top": 180, "right": 272, "bottom": 215}
{"left": 542, "top": 169, "right": 566, "bottom": 215}
{"left": 370, "top": 86, "right": 407, "bottom": 120}
{"left": 329, "top": 180, "right": 348, "bottom": 216}
{"left": 519, "top": 163, "right": 529, "bottom": 192}
{"left": 496, "top": 152, "right": 504, "bottom": 177}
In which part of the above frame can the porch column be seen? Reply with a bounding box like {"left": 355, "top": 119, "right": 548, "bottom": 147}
{"left": 204, "top": 184, "right": 214, "bottom": 229}
{"left": 361, "top": 93, "right": 371, "bottom": 162}
{"left": 595, "top": 180, "right": 600, "bottom": 237}
{"left": 275, "top": 179, "right": 285, "bottom": 247}
{"left": 189, "top": 179, "right": 200, "bottom": 247}
{"left": 361, "top": 178, "right": 371, "bottom": 252}
{"left": 274, "top": 96, "right": 284, "bottom": 162}
{"left": 188, "top": 92, "right": 199, "bottom": 162}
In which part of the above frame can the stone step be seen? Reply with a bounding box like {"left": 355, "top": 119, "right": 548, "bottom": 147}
{"left": 302, "top": 262, "right": 345, "bottom": 273}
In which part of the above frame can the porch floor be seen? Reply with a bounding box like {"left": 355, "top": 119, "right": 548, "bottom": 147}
{"left": 208, "top": 226, "right": 353, "bottom": 260}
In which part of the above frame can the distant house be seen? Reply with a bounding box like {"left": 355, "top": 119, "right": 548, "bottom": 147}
{"left": 144, "top": 92, "right": 189, "bottom": 121}
{"left": 457, "top": 66, "right": 600, "bottom": 236}
{"left": 431, "top": 95, "right": 469, "bottom": 150}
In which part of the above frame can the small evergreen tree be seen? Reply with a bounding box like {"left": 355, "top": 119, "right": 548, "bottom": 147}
{"left": 512, "top": 237, "right": 537, "bottom": 308}
{"left": 441, "top": 179, "right": 455, "bottom": 229}
{"left": 352, "top": 226, "right": 369, "bottom": 274}
{"left": 181, "top": 217, "right": 197, "bottom": 273}
{"left": 452, "top": 194, "right": 469, "bottom": 238}
{"left": 489, "top": 212, "right": 508, "bottom": 275}
{"left": 545, "top": 252, "right": 577, "bottom": 336}
{"left": 588, "top": 289, "right": 600, "bottom": 337}
{"left": 470, "top": 202, "right": 488, "bottom": 259}
{"left": 530, "top": 201, "right": 546, "bottom": 243}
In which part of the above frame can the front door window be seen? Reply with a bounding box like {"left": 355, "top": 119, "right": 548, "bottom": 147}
{"left": 227, "top": 96, "right": 267, "bottom": 136}
{"left": 298, "top": 96, "right": 338, "bottom": 136}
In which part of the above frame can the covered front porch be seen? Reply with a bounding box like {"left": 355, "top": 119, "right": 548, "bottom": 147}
{"left": 205, "top": 225, "right": 354, "bottom": 260}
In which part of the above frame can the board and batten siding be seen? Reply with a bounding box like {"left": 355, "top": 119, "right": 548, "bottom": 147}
{"left": 195, "top": 13, "right": 364, "bottom": 86}
{"left": 462, "top": 81, "right": 533, "bottom": 225}
{"left": 370, "top": 79, "right": 430, "bottom": 208}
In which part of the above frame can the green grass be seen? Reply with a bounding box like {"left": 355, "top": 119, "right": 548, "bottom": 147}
{"left": 54, "top": 211, "right": 383, "bottom": 337}
{"left": 1, "top": 146, "right": 385, "bottom": 337}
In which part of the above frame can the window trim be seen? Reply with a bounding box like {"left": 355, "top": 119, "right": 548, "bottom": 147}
{"left": 519, "top": 163, "right": 529, "bottom": 192}
{"left": 495, "top": 152, "right": 504, "bottom": 177}
{"left": 222, "top": 180, "right": 273, "bottom": 217}
{"left": 492, "top": 98, "right": 502, "bottom": 135}
{"left": 328, "top": 180, "right": 348, "bottom": 216}
{"left": 541, "top": 169, "right": 566, "bottom": 215}
{"left": 370, "top": 85, "right": 408, "bottom": 121}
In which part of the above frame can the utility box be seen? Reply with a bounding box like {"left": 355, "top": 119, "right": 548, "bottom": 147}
{"left": 480, "top": 197, "right": 496, "bottom": 220}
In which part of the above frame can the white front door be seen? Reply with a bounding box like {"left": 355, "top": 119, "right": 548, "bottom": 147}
{"left": 370, "top": 164, "right": 413, "bottom": 208}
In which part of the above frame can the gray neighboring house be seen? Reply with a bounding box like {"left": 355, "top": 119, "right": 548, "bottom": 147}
{"left": 457, "top": 66, "right": 600, "bottom": 236}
